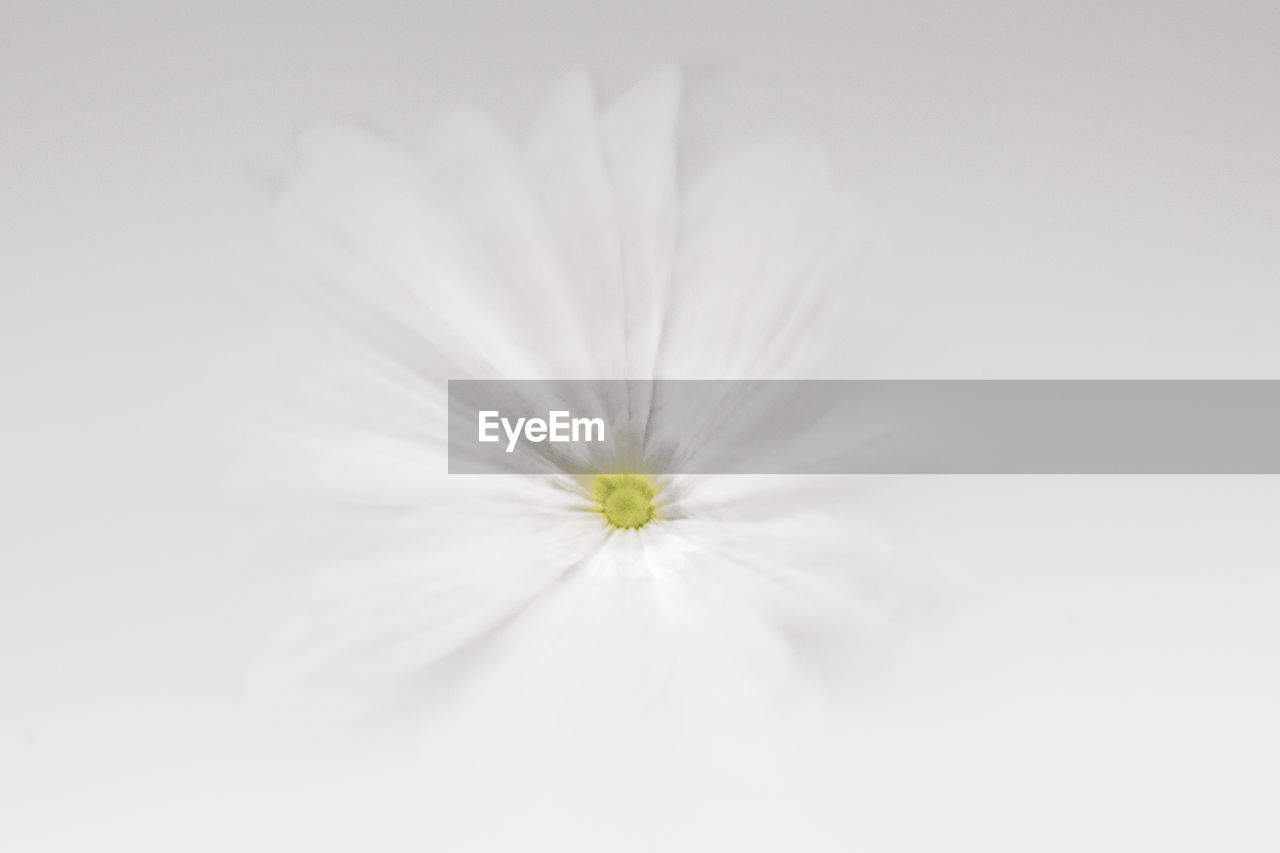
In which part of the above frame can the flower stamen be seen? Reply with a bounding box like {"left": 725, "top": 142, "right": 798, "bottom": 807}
{"left": 591, "top": 473, "right": 658, "bottom": 530}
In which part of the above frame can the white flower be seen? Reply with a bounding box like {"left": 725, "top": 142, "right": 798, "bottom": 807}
{"left": 253, "top": 67, "right": 902, "bottom": 750}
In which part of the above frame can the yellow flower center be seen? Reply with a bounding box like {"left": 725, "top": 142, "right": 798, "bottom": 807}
{"left": 591, "top": 473, "right": 658, "bottom": 530}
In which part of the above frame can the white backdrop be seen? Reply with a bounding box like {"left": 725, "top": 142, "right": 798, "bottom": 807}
{"left": 3, "top": 2, "right": 1278, "bottom": 850}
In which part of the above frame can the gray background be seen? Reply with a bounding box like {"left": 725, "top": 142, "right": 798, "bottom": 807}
{"left": 3, "top": 1, "right": 1279, "bottom": 850}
